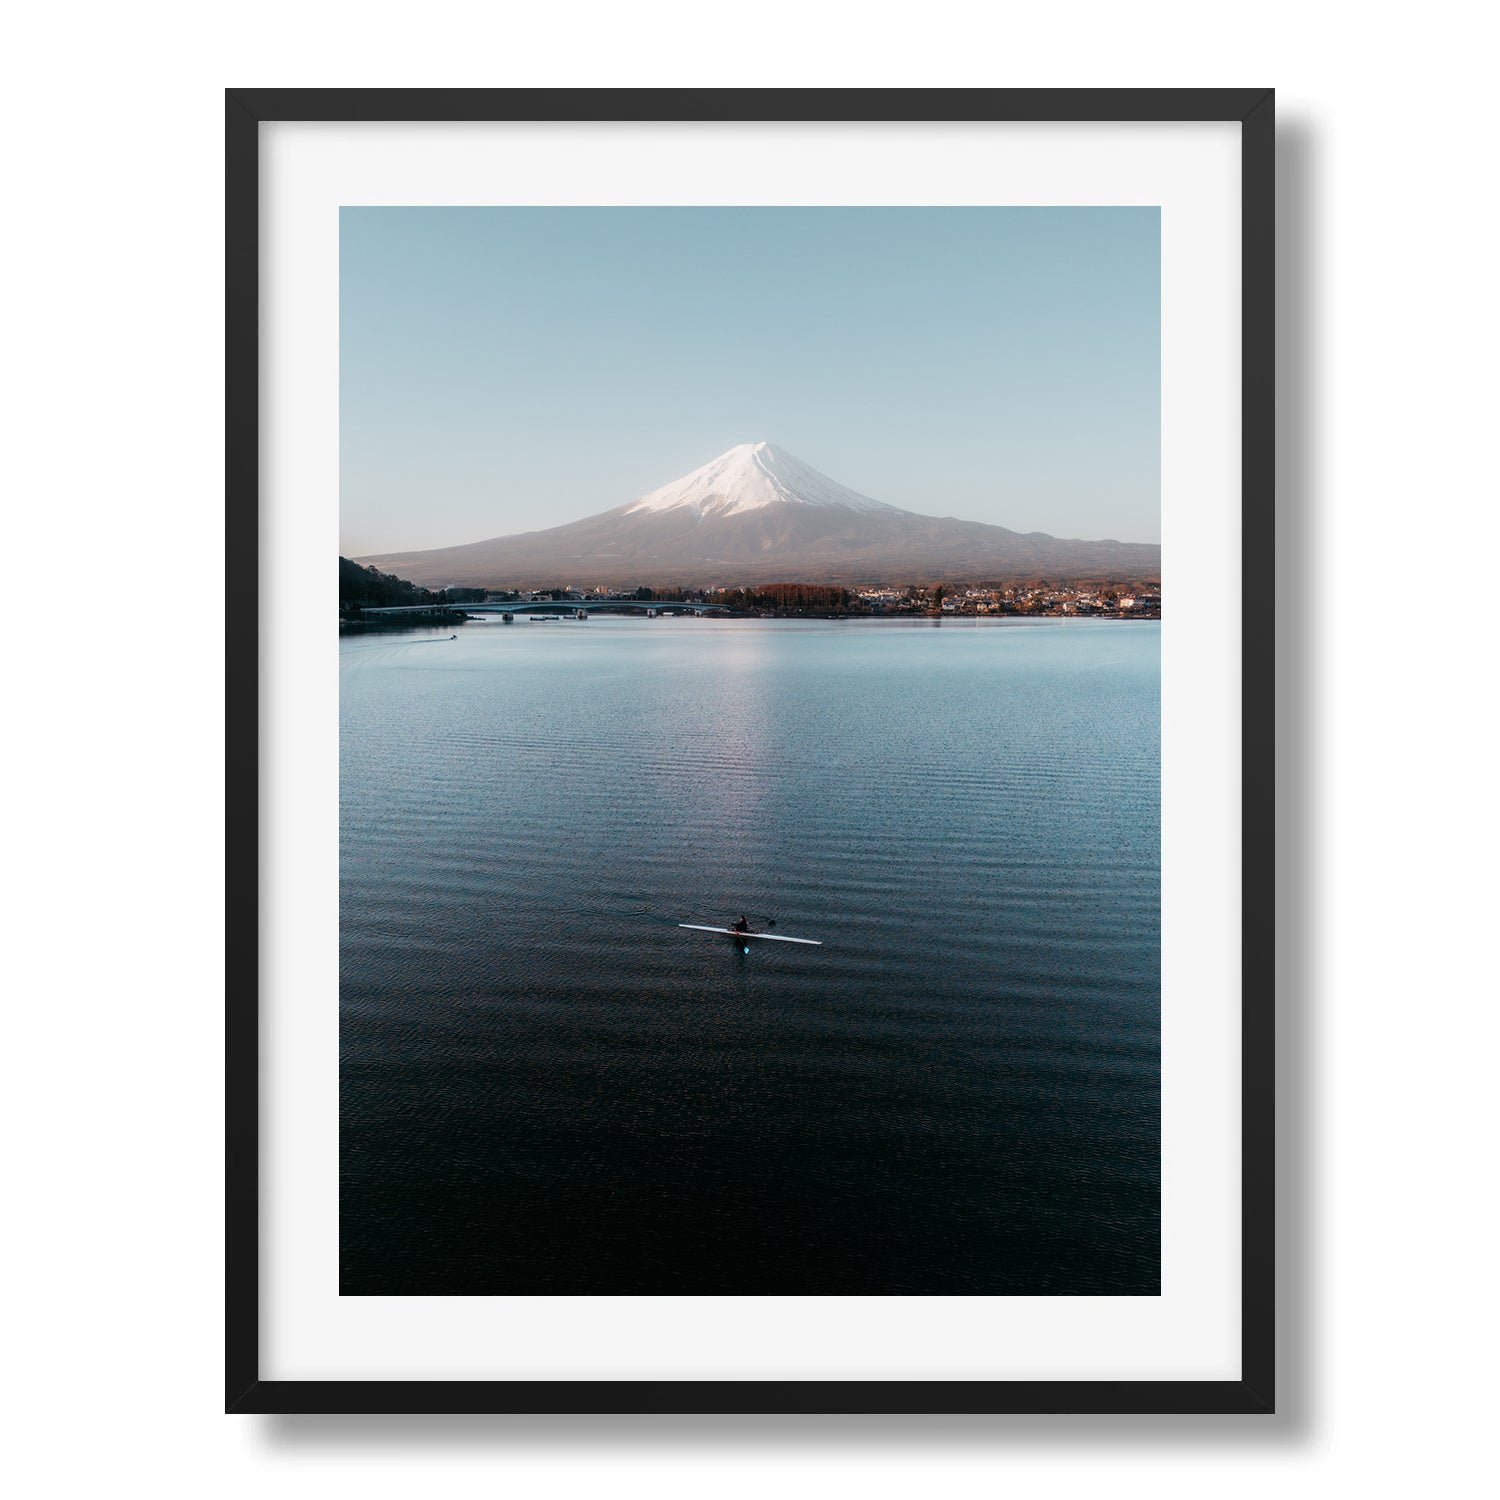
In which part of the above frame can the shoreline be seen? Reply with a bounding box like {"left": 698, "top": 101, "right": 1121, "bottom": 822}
{"left": 340, "top": 610, "right": 1160, "bottom": 633}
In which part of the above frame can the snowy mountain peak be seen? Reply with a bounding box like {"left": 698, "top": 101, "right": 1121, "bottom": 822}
{"left": 623, "top": 442, "right": 901, "bottom": 519}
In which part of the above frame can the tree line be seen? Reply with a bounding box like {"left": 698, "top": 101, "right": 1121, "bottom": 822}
{"left": 339, "top": 557, "right": 487, "bottom": 608}
{"left": 714, "top": 583, "right": 854, "bottom": 611}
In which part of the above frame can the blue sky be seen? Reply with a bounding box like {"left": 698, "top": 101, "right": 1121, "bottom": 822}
{"left": 341, "top": 207, "right": 1159, "bottom": 555}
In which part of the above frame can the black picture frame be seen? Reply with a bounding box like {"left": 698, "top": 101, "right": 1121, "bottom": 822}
{"left": 226, "top": 86, "right": 1275, "bottom": 1416}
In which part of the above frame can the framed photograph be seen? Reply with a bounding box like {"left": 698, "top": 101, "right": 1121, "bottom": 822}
{"left": 227, "top": 88, "right": 1274, "bottom": 1414}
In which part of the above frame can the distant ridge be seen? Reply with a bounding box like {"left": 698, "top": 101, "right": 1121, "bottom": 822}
{"left": 359, "top": 441, "right": 1160, "bottom": 588}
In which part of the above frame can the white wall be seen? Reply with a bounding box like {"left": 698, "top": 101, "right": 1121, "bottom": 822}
{"left": 5, "top": 3, "right": 1495, "bottom": 1497}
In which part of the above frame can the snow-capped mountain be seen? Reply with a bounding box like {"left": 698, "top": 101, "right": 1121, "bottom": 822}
{"left": 359, "top": 442, "right": 1159, "bottom": 589}
{"left": 623, "top": 441, "right": 901, "bottom": 519}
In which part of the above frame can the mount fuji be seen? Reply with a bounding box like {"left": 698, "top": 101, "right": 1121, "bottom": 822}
{"left": 358, "top": 441, "right": 1159, "bottom": 589}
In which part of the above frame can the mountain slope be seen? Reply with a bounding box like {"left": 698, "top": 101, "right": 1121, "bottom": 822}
{"left": 359, "top": 441, "right": 1159, "bottom": 588}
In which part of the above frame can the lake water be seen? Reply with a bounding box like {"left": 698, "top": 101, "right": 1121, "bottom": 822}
{"left": 341, "top": 617, "right": 1159, "bottom": 1295}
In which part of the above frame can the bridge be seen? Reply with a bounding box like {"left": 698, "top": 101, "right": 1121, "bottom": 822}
{"left": 357, "top": 598, "right": 726, "bottom": 621}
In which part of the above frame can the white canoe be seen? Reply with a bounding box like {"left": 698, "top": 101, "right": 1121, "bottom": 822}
{"left": 678, "top": 924, "right": 821, "bottom": 946}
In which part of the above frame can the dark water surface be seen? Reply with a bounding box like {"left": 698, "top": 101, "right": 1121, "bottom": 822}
{"left": 341, "top": 617, "right": 1159, "bottom": 1295}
